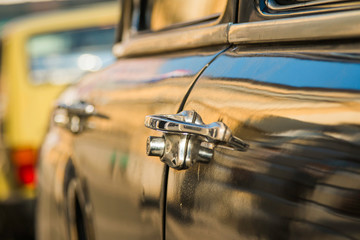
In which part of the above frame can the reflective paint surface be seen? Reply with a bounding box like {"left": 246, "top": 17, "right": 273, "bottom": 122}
{"left": 206, "top": 53, "right": 360, "bottom": 90}
{"left": 36, "top": 0, "right": 360, "bottom": 239}
{"left": 36, "top": 47, "right": 228, "bottom": 240}
{"left": 166, "top": 46, "right": 360, "bottom": 239}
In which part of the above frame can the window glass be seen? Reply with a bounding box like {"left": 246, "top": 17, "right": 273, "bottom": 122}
{"left": 27, "top": 26, "right": 115, "bottom": 85}
{"left": 150, "top": 0, "right": 227, "bottom": 31}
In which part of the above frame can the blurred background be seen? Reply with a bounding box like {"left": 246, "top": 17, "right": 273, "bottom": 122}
{"left": 0, "top": 0, "right": 119, "bottom": 239}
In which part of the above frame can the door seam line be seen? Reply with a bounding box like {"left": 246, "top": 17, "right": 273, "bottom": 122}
{"left": 161, "top": 45, "right": 231, "bottom": 240}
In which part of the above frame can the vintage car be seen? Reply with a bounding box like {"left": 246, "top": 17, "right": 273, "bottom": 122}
{"left": 0, "top": 2, "right": 118, "bottom": 239}
{"left": 36, "top": 0, "right": 360, "bottom": 239}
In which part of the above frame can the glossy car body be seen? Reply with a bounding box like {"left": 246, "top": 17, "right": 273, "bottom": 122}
{"left": 37, "top": 0, "right": 360, "bottom": 239}
{"left": 0, "top": 2, "right": 118, "bottom": 239}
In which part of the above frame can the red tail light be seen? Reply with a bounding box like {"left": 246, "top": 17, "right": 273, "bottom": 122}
{"left": 11, "top": 148, "right": 37, "bottom": 186}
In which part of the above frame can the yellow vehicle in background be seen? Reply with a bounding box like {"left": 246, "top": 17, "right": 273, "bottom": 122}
{"left": 0, "top": 2, "right": 118, "bottom": 238}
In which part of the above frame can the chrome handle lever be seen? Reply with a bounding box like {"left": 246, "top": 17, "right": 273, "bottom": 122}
{"left": 57, "top": 101, "right": 109, "bottom": 119}
{"left": 54, "top": 101, "right": 108, "bottom": 134}
{"left": 145, "top": 110, "right": 248, "bottom": 170}
{"left": 145, "top": 113, "right": 248, "bottom": 150}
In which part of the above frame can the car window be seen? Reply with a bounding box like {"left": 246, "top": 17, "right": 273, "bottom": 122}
{"left": 27, "top": 26, "right": 115, "bottom": 85}
{"left": 150, "top": 0, "right": 228, "bottom": 31}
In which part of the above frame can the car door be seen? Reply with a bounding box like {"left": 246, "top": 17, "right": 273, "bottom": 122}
{"left": 40, "top": 1, "right": 236, "bottom": 240}
{"left": 68, "top": 50, "right": 234, "bottom": 240}
{"left": 147, "top": 2, "right": 360, "bottom": 240}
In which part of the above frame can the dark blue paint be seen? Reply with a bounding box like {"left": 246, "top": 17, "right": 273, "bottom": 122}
{"left": 204, "top": 54, "right": 360, "bottom": 91}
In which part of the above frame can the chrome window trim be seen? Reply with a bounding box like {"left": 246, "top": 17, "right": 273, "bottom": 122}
{"left": 258, "top": 5, "right": 360, "bottom": 17}
{"left": 114, "top": 10, "right": 360, "bottom": 58}
{"left": 230, "top": 10, "right": 360, "bottom": 44}
{"left": 113, "top": 23, "right": 230, "bottom": 57}
{"left": 259, "top": 0, "right": 360, "bottom": 17}
{"left": 266, "top": 0, "right": 356, "bottom": 11}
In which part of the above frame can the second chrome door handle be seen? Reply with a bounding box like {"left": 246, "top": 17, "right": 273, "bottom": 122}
{"left": 57, "top": 101, "right": 109, "bottom": 119}
{"left": 145, "top": 110, "right": 248, "bottom": 170}
{"left": 54, "top": 101, "right": 109, "bottom": 134}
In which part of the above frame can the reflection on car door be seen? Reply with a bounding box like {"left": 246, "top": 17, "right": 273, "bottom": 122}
{"left": 69, "top": 47, "right": 228, "bottom": 239}
{"left": 165, "top": 46, "right": 360, "bottom": 239}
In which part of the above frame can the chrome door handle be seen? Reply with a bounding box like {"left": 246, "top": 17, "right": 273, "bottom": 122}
{"left": 145, "top": 111, "right": 248, "bottom": 150}
{"left": 57, "top": 101, "right": 109, "bottom": 119}
{"left": 54, "top": 101, "right": 108, "bottom": 134}
{"left": 145, "top": 110, "right": 248, "bottom": 170}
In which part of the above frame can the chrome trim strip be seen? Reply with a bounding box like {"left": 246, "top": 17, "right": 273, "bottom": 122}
{"left": 265, "top": 0, "right": 354, "bottom": 11}
{"left": 113, "top": 24, "right": 229, "bottom": 58}
{"left": 114, "top": 10, "right": 360, "bottom": 58}
{"left": 258, "top": 5, "right": 360, "bottom": 17}
{"left": 229, "top": 10, "right": 360, "bottom": 44}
